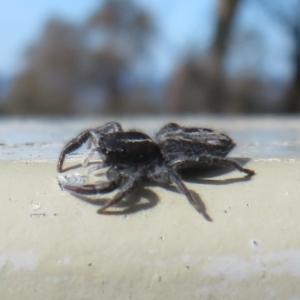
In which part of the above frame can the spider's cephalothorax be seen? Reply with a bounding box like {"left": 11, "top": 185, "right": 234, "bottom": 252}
{"left": 57, "top": 122, "right": 254, "bottom": 214}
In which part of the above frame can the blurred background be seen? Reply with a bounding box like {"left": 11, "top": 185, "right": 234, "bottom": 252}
{"left": 0, "top": 0, "right": 299, "bottom": 115}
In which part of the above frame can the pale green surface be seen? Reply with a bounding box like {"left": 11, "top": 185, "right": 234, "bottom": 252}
{"left": 1, "top": 117, "right": 300, "bottom": 299}
{"left": 1, "top": 115, "right": 300, "bottom": 160}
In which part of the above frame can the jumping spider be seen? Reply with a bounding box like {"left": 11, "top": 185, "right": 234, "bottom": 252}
{"left": 57, "top": 122, "right": 254, "bottom": 214}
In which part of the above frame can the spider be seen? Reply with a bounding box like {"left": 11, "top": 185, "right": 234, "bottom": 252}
{"left": 57, "top": 122, "right": 254, "bottom": 214}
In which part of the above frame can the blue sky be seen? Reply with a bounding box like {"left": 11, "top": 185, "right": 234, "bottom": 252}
{"left": 0, "top": 0, "right": 294, "bottom": 84}
{"left": 0, "top": 0, "right": 99, "bottom": 76}
{"left": 0, "top": 0, "right": 217, "bottom": 78}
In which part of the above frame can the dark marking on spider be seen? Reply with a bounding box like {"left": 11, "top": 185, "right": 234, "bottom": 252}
{"left": 57, "top": 122, "right": 255, "bottom": 214}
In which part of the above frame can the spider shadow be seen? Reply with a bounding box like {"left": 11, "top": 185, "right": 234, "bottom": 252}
{"left": 164, "top": 157, "right": 254, "bottom": 221}
{"left": 70, "top": 186, "right": 160, "bottom": 215}
{"left": 64, "top": 157, "right": 254, "bottom": 220}
{"left": 155, "top": 184, "right": 213, "bottom": 222}
{"left": 70, "top": 184, "right": 213, "bottom": 221}
{"left": 179, "top": 157, "right": 254, "bottom": 185}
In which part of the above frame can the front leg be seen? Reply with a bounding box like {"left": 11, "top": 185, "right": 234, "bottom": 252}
{"left": 57, "top": 122, "right": 123, "bottom": 172}
{"left": 62, "top": 167, "right": 121, "bottom": 194}
{"left": 57, "top": 130, "right": 92, "bottom": 172}
{"left": 63, "top": 179, "right": 120, "bottom": 195}
{"left": 95, "top": 122, "right": 123, "bottom": 135}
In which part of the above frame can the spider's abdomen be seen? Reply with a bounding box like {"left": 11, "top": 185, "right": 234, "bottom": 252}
{"left": 101, "top": 132, "right": 162, "bottom": 165}
{"left": 156, "top": 123, "right": 235, "bottom": 162}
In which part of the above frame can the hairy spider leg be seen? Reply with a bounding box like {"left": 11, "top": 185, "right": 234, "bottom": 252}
{"left": 82, "top": 148, "right": 98, "bottom": 167}
{"left": 210, "top": 157, "right": 255, "bottom": 176}
{"left": 63, "top": 180, "right": 120, "bottom": 195}
{"left": 57, "top": 122, "right": 123, "bottom": 172}
{"left": 170, "top": 157, "right": 254, "bottom": 176}
{"left": 63, "top": 167, "right": 121, "bottom": 194}
{"left": 87, "top": 162, "right": 108, "bottom": 176}
{"left": 57, "top": 130, "right": 92, "bottom": 172}
{"left": 96, "top": 121, "right": 123, "bottom": 135}
{"left": 168, "top": 169, "right": 204, "bottom": 213}
{"left": 97, "top": 178, "right": 137, "bottom": 214}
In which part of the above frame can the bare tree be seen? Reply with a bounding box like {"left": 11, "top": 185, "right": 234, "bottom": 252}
{"left": 166, "top": 0, "right": 241, "bottom": 113}
{"left": 6, "top": 19, "right": 86, "bottom": 114}
{"left": 206, "top": 0, "right": 240, "bottom": 112}
{"left": 165, "top": 58, "right": 207, "bottom": 113}
{"left": 6, "top": 0, "right": 154, "bottom": 115}
{"left": 6, "top": 18, "right": 85, "bottom": 114}
{"left": 85, "top": 0, "right": 154, "bottom": 113}
{"left": 258, "top": 0, "right": 300, "bottom": 112}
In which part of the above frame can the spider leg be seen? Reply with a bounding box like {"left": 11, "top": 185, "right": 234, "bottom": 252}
{"left": 210, "top": 157, "right": 254, "bottom": 176}
{"left": 57, "top": 122, "right": 123, "bottom": 172}
{"left": 57, "top": 130, "right": 92, "bottom": 172}
{"left": 82, "top": 148, "right": 99, "bottom": 167}
{"left": 63, "top": 180, "right": 120, "bottom": 195}
{"left": 63, "top": 167, "right": 121, "bottom": 195}
{"left": 87, "top": 162, "right": 107, "bottom": 176}
{"left": 168, "top": 169, "right": 203, "bottom": 213}
{"left": 171, "top": 157, "right": 254, "bottom": 176}
{"left": 95, "top": 122, "right": 123, "bottom": 135}
{"left": 97, "top": 178, "right": 137, "bottom": 214}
